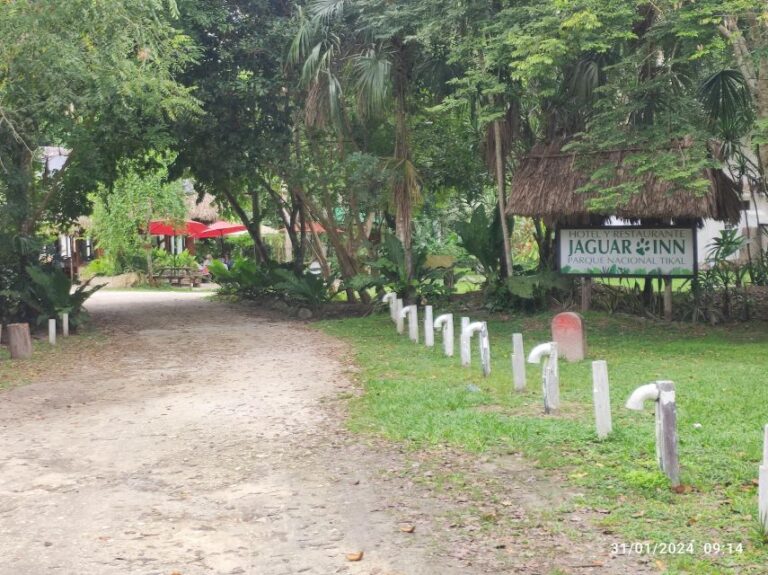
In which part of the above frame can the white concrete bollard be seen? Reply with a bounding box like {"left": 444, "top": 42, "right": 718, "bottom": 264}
{"left": 461, "top": 321, "right": 491, "bottom": 376}
{"left": 527, "top": 342, "right": 559, "bottom": 413}
{"left": 625, "top": 381, "right": 680, "bottom": 487}
{"left": 511, "top": 333, "right": 526, "bottom": 392}
{"left": 395, "top": 299, "right": 405, "bottom": 334}
{"left": 382, "top": 292, "right": 397, "bottom": 322}
{"left": 48, "top": 318, "right": 56, "bottom": 346}
{"left": 592, "top": 360, "right": 612, "bottom": 439}
{"left": 62, "top": 313, "right": 70, "bottom": 337}
{"left": 759, "top": 425, "right": 768, "bottom": 531}
{"left": 424, "top": 306, "right": 434, "bottom": 348}
{"left": 433, "top": 314, "right": 454, "bottom": 357}
{"left": 460, "top": 317, "right": 470, "bottom": 366}
{"left": 399, "top": 305, "right": 419, "bottom": 343}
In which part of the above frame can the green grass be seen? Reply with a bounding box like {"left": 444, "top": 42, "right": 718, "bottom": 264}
{"left": 318, "top": 311, "right": 768, "bottom": 574}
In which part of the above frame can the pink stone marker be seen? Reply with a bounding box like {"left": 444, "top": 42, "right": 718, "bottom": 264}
{"left": 551, "top": 312, "right": 586, "bottom": 362}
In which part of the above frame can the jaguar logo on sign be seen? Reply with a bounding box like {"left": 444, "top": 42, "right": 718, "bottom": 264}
{"left": 557, "top": 227, "right": 697, "bottom": 277}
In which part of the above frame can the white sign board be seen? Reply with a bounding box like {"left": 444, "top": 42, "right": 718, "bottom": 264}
{"left": 558, "top": 227, "right": 696, "bottom": 277}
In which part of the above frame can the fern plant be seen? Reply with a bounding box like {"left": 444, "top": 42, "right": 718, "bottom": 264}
{"left": 22, "top": 265, "right": 103, "bottom": 327}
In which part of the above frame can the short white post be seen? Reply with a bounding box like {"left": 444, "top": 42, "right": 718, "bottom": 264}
{"left": 62, "top": 313, "right": 70, "bottom": 337}
{"left": 433, "top": 314, "right": 454, "bottom": 357}
{"left": 592, "top": 360, "right": 612, "bottom": 439}
{"left": 424, "top": 306, "right": 434, "bottom": 348}
{"left": 382, "top": 292, "right": 397, "bottom": 322}
{"left": 395, "top": 299, "right": 405, "bottom": 334}
{"left": 759, "top": 425, "right": 768, "bottom": 531}
{"left": 408, "top": 306, "right": 419, "bottom": 343}
{"left": 511, "top": 333, "right": 526, "bottom": 392}
{"left": 478, "top": 322, "right": 491, "bottom": 377}
{"left": 527, "top": 342, "right": 559, "bottom": 413}
{"left": 48, "top": 318, "right": 56, "bottom": 346}
{"left": 625, "top": 381, "right": 680, "bottom": 487}
{"left": 460, "top": 317, "right": 471, "bottom": 366}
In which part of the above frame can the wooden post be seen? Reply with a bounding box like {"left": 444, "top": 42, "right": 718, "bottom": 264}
{"left": 664, "top": 277, "right": 673, "bottom": 321}
{"left": 8, "top": 323, "right": 33, "bottom": 359}
{"left": 512, "top": 333, "right": 526, "bottom": 392}
{"left": 759, "top": 425, "right": 768, "bottom": 531}
{"left": 62, "top": 313, "right": 69, "bottom": 337}
{"left": 460, "top": 317, "right": 471, "bottom": 367}
{"left": 581, "top": 277, "right": 592, "bottom": 312}
{"left": 48, "top": 319, "right": 56, "bottom": 345}
{"left": 424, "top": 306, "right": 434, "bottom": 348}
{"left": 656, "top": 381, "right": 680, "bottom": 487}
{"left": 592, "top": 360, "right": 612, "bottom": 439}
{"left": 395, "top": 299, "right": 404, "bottom": 334}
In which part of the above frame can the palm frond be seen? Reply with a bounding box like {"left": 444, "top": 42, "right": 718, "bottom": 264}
{"left": 288, "top": 8, "right": 318, "bottom": 66}
{"left": 352, "top": 47, "right": 391, "bottom": 119}
{"left": 309, "top": 0, "right": 346, "bottom": 22}
{"left": 699, "top": 69, "right": 753, "bottom": 135}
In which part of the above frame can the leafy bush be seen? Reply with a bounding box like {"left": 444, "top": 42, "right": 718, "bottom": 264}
{"left": 352, "top": 233, "right": 456, "bottom": 303}
{"left": 22, "top": 265, "right": 103, "bottom": 328}
{"left": 152, "top": 248, "right": 197, "bottom": 270}
{"left": 454, "top": 205, "right": 501, "bottom": 280}
{"left": 210, "top": 259, "right": 271, "bottom": 298}
{"left": 273, "top": 269, "right": 336, "bottom": 309}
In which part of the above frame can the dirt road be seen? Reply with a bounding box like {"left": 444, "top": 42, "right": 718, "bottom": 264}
{"left": 0, "top": 291, "right": 652, "bottom": 575}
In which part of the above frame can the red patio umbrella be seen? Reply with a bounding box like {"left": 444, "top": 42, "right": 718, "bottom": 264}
{"left": 193, "top": 221, "right": 248, "bottom": 239}
{"left": 148, "top": 219, "right": 207, "bottom": 237}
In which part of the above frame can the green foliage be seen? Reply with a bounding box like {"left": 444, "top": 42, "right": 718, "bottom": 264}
{"left": 22, "top": 266, "right": 103, "bottom": 327}
{"left": 273, "top": 269, "right": 336, "bottom": 309}
{"left": 209, "top": 259, "right": 278, "bottom": 299}
{"left": 359, "top": 233, "right": 455, "bottom": 302}
{"left": 454, "top": 206, "right": 500, "bottom": 279}
{"left": 91, "top": 160, "right": 186, "bottom": 274}
{"left": 151, "top": 248, "right": 197, "bottom": 270}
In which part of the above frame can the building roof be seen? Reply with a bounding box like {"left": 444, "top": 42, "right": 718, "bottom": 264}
{"left": 507, "top": 141, "right": 742, "bottom": 225}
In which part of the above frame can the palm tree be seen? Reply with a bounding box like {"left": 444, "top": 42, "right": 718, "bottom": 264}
{"left": 289, "top": 0, "right": 424, "bottom": 293}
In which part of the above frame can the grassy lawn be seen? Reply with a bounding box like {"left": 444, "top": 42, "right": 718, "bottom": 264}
{"left": 319, "top": 311, "right": 768, "bottom": 574}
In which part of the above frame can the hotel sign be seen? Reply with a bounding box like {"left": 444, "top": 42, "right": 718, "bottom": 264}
{"left": 557, "top": 227, "right": 696, "bottom": 277}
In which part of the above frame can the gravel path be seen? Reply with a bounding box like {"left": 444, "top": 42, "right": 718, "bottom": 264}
{"left": 0, "top": 291, "right": 653, "bottom": 575}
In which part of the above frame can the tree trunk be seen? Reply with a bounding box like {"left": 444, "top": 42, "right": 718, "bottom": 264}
{"left": 494, "top": 119, "right": 513, "bottom": 279}
{"left": 392, "top": 43, "right": 415, "bottom": 297}
{"left": 8, "top": 323, "right": 33, "bottom": 359}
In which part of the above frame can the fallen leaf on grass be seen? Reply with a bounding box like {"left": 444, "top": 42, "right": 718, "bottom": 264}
{"left": 346, "top": 551, "right": 364, "bottom": 561}
{"left": 631, "top": 510, "right": 645, "bottom": 518}
{"left": 399, "top": 524, "right": 415, "bottom": 533}
{"left": 671, "top": 484, "right": 694, "bottom": 494}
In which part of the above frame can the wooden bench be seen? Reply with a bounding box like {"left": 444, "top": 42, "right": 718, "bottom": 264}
{"left": 155, "top": 267, "right": 204, "bottom": 287}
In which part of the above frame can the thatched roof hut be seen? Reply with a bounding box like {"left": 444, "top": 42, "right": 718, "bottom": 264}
{"left": 507, "top": 141, "right": 742, "bottom": 225}
{"left": 183, "top": 181, "right": 219, "bottom": 223}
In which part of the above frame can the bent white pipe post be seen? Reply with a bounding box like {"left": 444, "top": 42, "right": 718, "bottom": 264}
{"left": 433, "top": 314, "right": 454, "bottom": 357}
{"left": 461, "top": 321, "right": 490, "bottom": 376}
{"left": 460, "top": 317, "right": 471, "bottom": 366}
{"left": 424, "top": 306, "right": 434, "bottom": 348}
{"left": 382, "top": 292, "right": 397, "bottom": 322}
{"left": 395, "top": 299, "right": 405, "bottom": 334}
{"left": 625, "top": 381, "right": 680, "bottom": 487}
{"left": 592, "top": 360, "right": 612, "bottom": 439}
{"left": 62, "top": 313, "right": 69, "bottom": 337}
{"left": 759, "top": 425, "right": 768, "bottom": 531}
{"left": 527, "top": 342, "right": 559, "bottom": 413}
{"left": 511, "top": 333, "right": 526, "bottom": 392}
{"left": 48, "top": 318, "right": 56, "bottom": 346}
{"left": 400, "top": 305, "right": 418, "bottom": 343}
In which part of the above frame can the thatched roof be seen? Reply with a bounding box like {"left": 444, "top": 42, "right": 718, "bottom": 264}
{"left": 508, "top": 141, "right": 742, "bottom": 225}
{"left": 184, "top": 181, "right": 219, "bottom": 223}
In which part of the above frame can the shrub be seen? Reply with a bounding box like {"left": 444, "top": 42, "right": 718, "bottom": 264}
{"left": 22, "top": 265, "right": 103, "bottom": 328}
